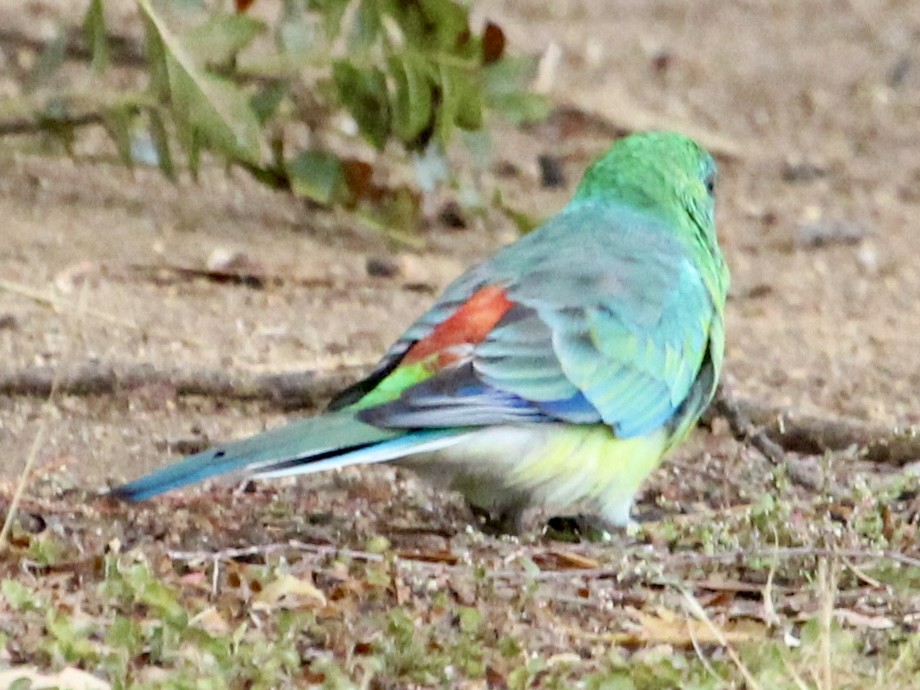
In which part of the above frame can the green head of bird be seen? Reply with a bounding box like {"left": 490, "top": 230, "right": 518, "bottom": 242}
{"left": 572, "top": 130, "right": 727, "bottom": 300}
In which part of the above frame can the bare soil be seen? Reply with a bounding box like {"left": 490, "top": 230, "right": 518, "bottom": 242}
{"left": 2, "top": 0, "right": 919, "bottom": 487}
{"left": 1, "top": 1, "right": 920, "bottom": 685}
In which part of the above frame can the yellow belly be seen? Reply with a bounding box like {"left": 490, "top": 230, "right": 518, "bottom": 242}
{"left": 400, "top": 423, "right": 669, "bottom": 527}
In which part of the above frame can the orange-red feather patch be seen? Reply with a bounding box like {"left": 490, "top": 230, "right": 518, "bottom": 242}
{"left": 404, "top": 285, "right": 513, "bottom": 366}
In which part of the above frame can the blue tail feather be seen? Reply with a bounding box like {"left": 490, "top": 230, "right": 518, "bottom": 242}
{"left": 111, "top": 410, "right": 410, "bottom": 501}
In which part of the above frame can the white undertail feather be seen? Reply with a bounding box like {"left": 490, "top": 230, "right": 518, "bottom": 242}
{"left": 399, "top": 423, "right": 668, "bottom": 527}
{"left": 254, "top": 433, "right": 472, "bottom": 480}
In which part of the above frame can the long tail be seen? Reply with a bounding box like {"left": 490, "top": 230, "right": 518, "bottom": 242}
{"left": 110, "top": 410, "right": 465, "bottom": 501}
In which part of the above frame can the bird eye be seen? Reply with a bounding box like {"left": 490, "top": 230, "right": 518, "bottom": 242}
{"left": 704, "top": 172, "right": 716, "bottom": 196}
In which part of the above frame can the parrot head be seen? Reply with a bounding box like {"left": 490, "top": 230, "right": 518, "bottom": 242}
{"left": 572, "top": 130, "right": 726, "bottom": 304}
{"left": 573, "top": 132, "right": 717, "bottom": 240}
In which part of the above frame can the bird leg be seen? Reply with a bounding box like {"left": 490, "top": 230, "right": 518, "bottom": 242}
{"left": 467, "top": 502, "right": 526, "bottom": 536}
{"left": 544, "top": 513, "right": 637, "bottom": 543}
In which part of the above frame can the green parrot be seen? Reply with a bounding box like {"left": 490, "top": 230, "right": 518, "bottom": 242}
{"left": 112, "top": 131, "right": 730, "bottom": 533}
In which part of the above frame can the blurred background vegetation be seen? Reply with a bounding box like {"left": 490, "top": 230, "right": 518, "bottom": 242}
{"left": 3, "top": 0, "right": 550, "bottom": 238}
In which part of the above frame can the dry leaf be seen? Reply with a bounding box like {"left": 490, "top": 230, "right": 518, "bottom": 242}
{"left": 396, "top": 549, "right": 459, "bottom": 565}
{"left": 189, "top": 605, "right": 232, "bottom": 635}
{"left": 615, "top": 606, "right": 767, "bottom": 648}
{"left": 834, "top": 608, "right": 895, "bottom": 630}
{"left": 532, "top": 549, "right": 600, "bottom": 571}
{"left": 253, "top": 573, "right": 327, "bottom": 610}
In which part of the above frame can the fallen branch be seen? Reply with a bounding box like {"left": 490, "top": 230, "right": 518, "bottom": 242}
{"left": 0, "top": 363, "right": 363, "bottom": 409}
{"left": 487, "top": 545, "right": 920, "bottom": 582}
{"left": 712, "top": 386, "right": 920, "bottom": 467}
{"left": 0, "top": 112, "right": 106, "bottom": 137}
{"left": 166, "top": 539, "right": 386, "bottom": 565}
{"left": 0, "top": 27, "right": 145, "bottom": 69}
{"left": 712, "top": 386, "right": 786, "bottom": 464}
{"left": 734, "top": 397, "right": 920, "bottom": 466}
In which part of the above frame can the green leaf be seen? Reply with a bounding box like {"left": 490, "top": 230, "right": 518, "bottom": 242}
{"left": 588, "top": 671, "right": 638, "bottom": 690}
{"left": 286, "top": 150, "right": 344, "bottom": 205}
{"left": 483, "top": 57, "right": 549, "bottom": 125}
{"left": 106, "top": 614, "right": 142, "bottom": 651}
{"left": 250, "top": 79, "right": 288, "bottom": 124}
{"left": 310, "top": 0, "right": 350, "bottom": 38}
{"left": 82, "top": 0, "right": 110, "bottom": 73}
{"left": 187, "top": 127, "right": 203, "bottom": 178}
{"left": 348, "top": 0, "right": 381, "bottom": 52}
{"left": 433, "top": 63, "right": 459, "bottom": 144}
{"left": 483, "top": 55, "right": 539, "bottom": 97}
{"left": 103, "top": 105, "right": 134, "bottom": 168}
{"left": 138, "top": 0, "right": 261, "bottom": 163}
{"left": 455, "top": 75, "right": 483, "bottom": 130}
{"left": 124, "top": 563, "right": 187, "bottom": 628}
{"left": 488, "top": 92, "right": 551, "bottom": 126}
{"left": 9, "top": 677, "right": 32, "bottom": 690}
{"left": 148, "top": 107, "right": 176, "bottom": 180}
{"left": 184, "top": 14, "right": 265, "bottom": 66}
{"left": 381, "top": 0, "right": 469, "bottom": 52}
{"left": 1, "top": 579, "right": 41, "bottom": 611}
{"left": 435, "top": 63, "right": 481, "bottom": 142}
{"left": 388, "top": 53, "right": 432, "bottom": 145}
{"left": 174, "top": 66, "right": 262, "bottom": 160}
{"left": 46, "top": 610, "right": 99, "bottom": 664}
{"left": 333, "top": 61, "right": 390, "bottom": 149}
{"left": 359, "top": 185, "right": 421, "bottom": 238}
{"left": 418, "top": 0, "right": 470, "bottom": 50}
{"left": 142, "top": 11, "right": 170, "bottom": 98}
{"left": 457, "top": 606, "right": 483, "bottom": 634}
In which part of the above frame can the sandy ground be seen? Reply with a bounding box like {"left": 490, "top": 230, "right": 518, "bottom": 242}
{"left": 1, "top": 0, "right": 919, "bottom": 498}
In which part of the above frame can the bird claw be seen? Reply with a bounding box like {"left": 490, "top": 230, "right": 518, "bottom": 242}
{"left": 543, "top": 514, "right": 631, "bottom": 543}
{"left": 468, "top": 503, "right": 525, "bottom": 536}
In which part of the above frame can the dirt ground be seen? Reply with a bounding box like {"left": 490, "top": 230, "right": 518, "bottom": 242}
{"left": 1, "top": 0, "right": 920, "bottom": 685}
{"left": 2, "top": 0, "right": 919, "bottom": 486}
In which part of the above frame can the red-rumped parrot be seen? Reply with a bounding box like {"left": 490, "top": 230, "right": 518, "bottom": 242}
{"left": 112, "top": 131, "right": 730, "bottom": 533}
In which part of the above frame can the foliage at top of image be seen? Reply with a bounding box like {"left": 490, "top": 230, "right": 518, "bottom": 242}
{"left": 68, "top": 0, "right": 550, "bottom": 229}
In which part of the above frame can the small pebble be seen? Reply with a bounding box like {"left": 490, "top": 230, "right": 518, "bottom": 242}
{"left": 538, "top": 154, "right": 566, "bottom": 188}
{"left": 889, "top": 56, "right": 911, "bottom": 87}
{"left": 781, "top": 160, "right": 827, "bottom": 183}
{"left": 493, "top": 160, "right": 520, "bottom": 178}
{"left": 365, "top": 255, "right": 400, "bottom": 278}
{"left": 795, "top": 221, "right": 867, "bottom": 248}
{"left": 206, "top": 247, "right": 249, "bottom": 272}
{"left": 438, "top": 200, "right": 467, "bottom": 230}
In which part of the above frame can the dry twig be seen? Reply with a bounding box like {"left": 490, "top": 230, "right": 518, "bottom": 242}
{"left": 713, "top": 385, "right": 920, "bottom": 466}
{"left": 0, "top": 362, "right": 362, "bottom": 409}
{"left": 3, "top": 364, "right": 918, "bottom": 470}
{"left": 680, "top": 587, "right": 763, "bottom": 690}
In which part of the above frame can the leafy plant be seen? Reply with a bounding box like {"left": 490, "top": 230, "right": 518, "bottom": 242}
{"left": 65, "top": 0, "right": 549, "bottom": 231}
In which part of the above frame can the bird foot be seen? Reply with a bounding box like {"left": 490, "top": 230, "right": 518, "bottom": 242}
{"left": 468, "top": 504, "right": 525, "bottom": 537}
{"left": 543, "top": 513, "right": 637, "bottom": 543}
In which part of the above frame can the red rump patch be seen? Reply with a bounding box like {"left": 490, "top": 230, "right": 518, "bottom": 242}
{"left": 404, "top": 285, "right": 514, "bottom": 366}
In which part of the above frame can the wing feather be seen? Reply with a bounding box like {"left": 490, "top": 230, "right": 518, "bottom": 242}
{"left": 345, "top": 200, "right": 720, "bottom": 439}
